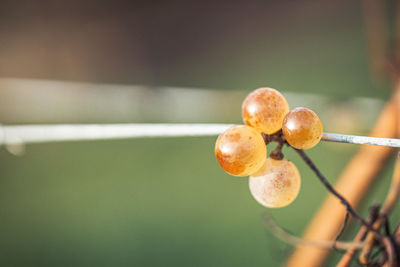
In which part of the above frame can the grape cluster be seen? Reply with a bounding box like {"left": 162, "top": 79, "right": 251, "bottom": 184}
{"left": 215, "top": 87, "right": 323, "bottom": 208}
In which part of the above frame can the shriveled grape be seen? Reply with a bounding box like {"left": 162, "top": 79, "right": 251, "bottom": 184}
{"left": 242, "top": 87, "right": 290, "bottom": 134}
{"left": 249, "top": 158, "right": 301, "bottom": 208}
{"left": 282, "top": 107, "right": 323, "bottom": 150}
{"left": 215, "top": 125, "right": 266, "bottom": 176}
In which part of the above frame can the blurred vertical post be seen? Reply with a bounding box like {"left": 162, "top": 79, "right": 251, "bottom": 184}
{"left": 286, "top": 2, "right": 397, "bottom": 266}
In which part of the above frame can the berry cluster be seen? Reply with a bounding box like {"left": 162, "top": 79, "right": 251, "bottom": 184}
{"left": 215, "top": 88, "right": 323, "bottom": 208}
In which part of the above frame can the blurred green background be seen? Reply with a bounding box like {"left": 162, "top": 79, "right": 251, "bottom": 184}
{"left": 0, "top": 1, "right": 399, "bottom": 266}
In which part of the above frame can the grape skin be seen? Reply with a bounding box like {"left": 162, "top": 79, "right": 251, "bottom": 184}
{"left": 249, "top": 158, "right": 301, "bottom": 208}
{"left": 215, "top": 125, "right": 267, "bottom": 176}
{"left": 242, "top": 88, "right": 290, "bottom": 134}
{"left": 282, "top": 107, "right": 323, "bottom": 150}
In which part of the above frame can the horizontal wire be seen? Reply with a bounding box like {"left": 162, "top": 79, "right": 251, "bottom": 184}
{"left": 0, "top": 123, "right": 233, "bottom": 145}
{"left": 322, "top": 133, "right": 400, "bottom": 147}
{"left": 0, "top": 123, "right": 400, "bottom": 147}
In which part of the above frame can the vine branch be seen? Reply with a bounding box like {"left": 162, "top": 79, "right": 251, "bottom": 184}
{"left": 337, "top": 204, "right": 381, "bottom": 267}
{"left": 294, "top": 149, "right": 373, "bottom": 232}
{"left": 294, "top": 149, "right": 398, "bottom": 266}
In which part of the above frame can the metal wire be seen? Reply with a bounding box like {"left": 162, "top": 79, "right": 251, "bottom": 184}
{"left": 0, "top": 123, "right": 233, "bottom": 145}
{"left": 0, "top": 123, "right": 400, "bottom": 148}
{"left": 322, "top": 133, "right": 400, "bottom": 147}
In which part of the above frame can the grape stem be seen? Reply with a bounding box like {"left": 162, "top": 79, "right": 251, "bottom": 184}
{"left": 265, "top": 131, "right": 285, "bottom": 160}
{"left": 294, "top": 149, "right": 398, "bottom": 265}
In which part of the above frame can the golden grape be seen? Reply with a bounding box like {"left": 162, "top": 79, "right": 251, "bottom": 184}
{"left": 282, "top": 107, "right": 323, "bottom": 150}
{"left": 249, "top": 158, "right": 301, "bottom": 208}
{"left": 242, "top": 87, "right": 290, "bottom": 134}
{"left": 215, "top": 125, "right": 267, "bottom": 176}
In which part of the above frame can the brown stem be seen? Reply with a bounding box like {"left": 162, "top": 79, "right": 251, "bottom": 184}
{"left": 295, "top": 149, "right": 385, "bottom": 239}
{"left": 262, "top": 131, "right": 285, "bottom": 145}
{"left": 262, "top": 213, "right": 365, "bottom": 251}
{"left": 336, "top": 204, "right": 381, "bottom": 267}
{"left": 360, "top": 152, "right": 400, "bottom": 264}
{"left": 270, "top": 142, "right": 284, "bottom": 160}
{"left": 295, "top": 149, "right": 398, "bottom": 266}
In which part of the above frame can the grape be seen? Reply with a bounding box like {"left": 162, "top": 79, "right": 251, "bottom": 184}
{"left": 249, "top": 158, "right": 301, "bottom": 208}
{"left": 242, "top": 87, "right": 290, "bottom": 134}
{"left": 215, "top": 125, "right": 267, "bottom": 176}
{"left": 282, "top": 107, "right": 323, "bottom": 150}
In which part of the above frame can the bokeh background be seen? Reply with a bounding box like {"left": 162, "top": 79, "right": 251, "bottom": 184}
{"left": 0, "top": 1, "right": 399, "bottom": 266}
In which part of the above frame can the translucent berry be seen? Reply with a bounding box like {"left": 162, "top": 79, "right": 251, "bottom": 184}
{"left": 215, "top": 125, "right": 267, "bottom": 176}
{"left": 242, "top": 87, "right": 290, "bottom": 134}
{"left": 249, "top": 158, "right": 301, "bottom": 208}
{"left": 282, "top": 107, "right": 323, "bottom": 150}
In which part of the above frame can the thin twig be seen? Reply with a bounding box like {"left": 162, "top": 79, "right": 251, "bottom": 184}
{"left": 333, "top": 210, "right": 349, "bottom": 252}
{"left": 262, "top": 213, "right": 365, "bottom": 250}
{"left": 336, "top": 204, "right": 381, "bottom": 267}
{"left": 295, "top": 149, "right": 379, "bottom": 234}
{"left": 294, "top": 149, "right": 398, "bottom": 266}
{"left": 394, "top": 222, "right": 400, "bottom": 244}
{"left": 360, "top": 152, "right": 400, "bottom": 264}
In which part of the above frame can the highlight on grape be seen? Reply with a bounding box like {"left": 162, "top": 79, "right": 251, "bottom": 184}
{"left": 282, "top": 107, "right": 323, "bottom": 150}
{"left": 215, "top": 125, "right": 267, "bottom": 177}
{"left": 214, "top": 87, "right": 323, "bottom": 208}
{"left": 242, "top": 87, "right": 289, "bottom": 134}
